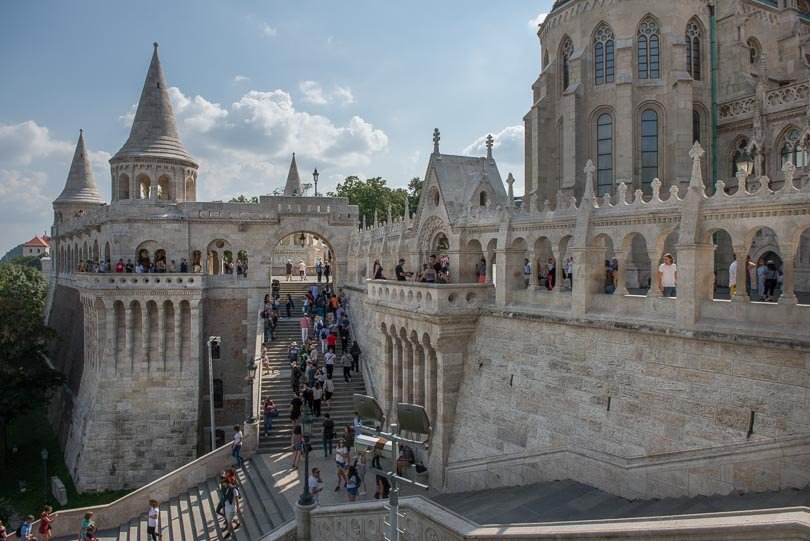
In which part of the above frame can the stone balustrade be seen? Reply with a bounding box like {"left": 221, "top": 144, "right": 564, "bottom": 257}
{"left": 365, "top": 280, "right": 494, "bottom": 315}
{"left": 719, "top": 79, "right": 809, "bottom": 123}
{"left": 72, "top": 271, "right": 205, "bottom": 289}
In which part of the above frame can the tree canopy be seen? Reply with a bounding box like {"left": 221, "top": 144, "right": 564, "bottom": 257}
{"left": 328, "top": 176, "right": 422, "bottom": 226}
{"left": 0, "top": 264, "right": 63, "bottom": 465}
{"left": 228, "top": 195, "right": 259, "bottom": 203}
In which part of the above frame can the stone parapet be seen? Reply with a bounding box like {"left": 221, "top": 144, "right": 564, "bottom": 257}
{"left": 365, "top": 280, "right": 494, "bottom": 316}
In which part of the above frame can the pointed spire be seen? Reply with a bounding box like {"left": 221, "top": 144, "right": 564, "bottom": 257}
{"left": 112, "top": 43, "right": 196, "bottom": 166}
{"left": 55, "top": 130, "right": 105, "bottom": 205}
{"left": 284, "top": 153, "right": 302, "bottom": 196}
{"left": 432, "top": 128, "right": 441, "bottom": 154}
{"left": 506, "top": 173, "right": 515, "bottom": 206}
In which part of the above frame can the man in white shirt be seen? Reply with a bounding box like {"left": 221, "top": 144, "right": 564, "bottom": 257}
{"left": 223, "top": 480, "right": 240, "bottom": 538}
{"left": 657, "top": 253, "right": 677, "bottom": 297}
{"left": 308, "top": 467, "right": 324, "bottom": 504}
{"left": 231, "top": 425, "right": 244, "bottom": 469}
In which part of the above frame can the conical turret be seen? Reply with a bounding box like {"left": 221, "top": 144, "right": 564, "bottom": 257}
{"left": 284, "top": 153, "right": 302, "bottom": 196}
{"left": 55, "top": 130, "right": 105, "bottom": 205}
{"left": 112, "top": 43, "right": 196, "bottom": 166}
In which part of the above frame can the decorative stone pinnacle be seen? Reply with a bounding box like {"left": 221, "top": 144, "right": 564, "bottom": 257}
{"left": 154, "top": 42, "right": 159, "bottom": 49}
{"left": 583, "top": 159, "right": 596, "bottom": 178}
{"left": 782, "top": 161, "right": 796, "bottom": 187}
{"left": 736, "top": 168, "right": 749, "bottom": 190}
{"left": 689, "top": 141, "right": 705, "bottom": 161}
{"left": 486, "top": 134, "right": 494, "bottom": 159}
{"left": 433, "top": 128, "right": 440, "bottom": 154}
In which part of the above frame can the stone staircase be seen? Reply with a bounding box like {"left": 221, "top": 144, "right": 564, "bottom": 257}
{"left": 53, "top": 457, "right": 293, "bottom": 541}
{"left": 259, "top": 281, "right": 367, "bottom": 454}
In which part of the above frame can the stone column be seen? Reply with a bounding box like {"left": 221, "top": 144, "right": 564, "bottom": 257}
{"left": 413, "top": 342, "right": 425, "bottom": 406}
{"left": 295, "top": 501, "right": 317, "bottom": 541}
{"left": 614, "top": 39, "right": 633, "bottom": 184}
{"left": 174, "top": 302, "right": 182, "bottom": 363}
{"left": 674, "top": 244, "right": 716, "bottom": 328}
{"left": 528, "top": 252, "right": 540, "bottom": 289}
{"left": 485, "top": 248, "right": 495, "bottom": 285}
{"left": 613, "top": 250, "right": 628, "bottom": 295}
{"left": 554, "top": 255, "right": 566, "bottom": 293}
{"left": 731, "top": 248, "right": 750, "bottom": 302}
{"left": 430, "top": 333, "right": 468, "bottom": 488}
{"left": 158, "top": 303, "right": 166, "bottom": 374}
{"left": 392, "top": 336, "right": 402, "bottom": 417}
{"left": 125, "top": 302, "right": 135, "bottom": 373}
{"left": 570, "top": 247, "right": 603, "bottom": 317}
{"left": 403, "top": 336, "right": 413, "bottom": 404}
{"left": 778, "top": 249, "right": 798, "bottom": 305}
{"left": 647, "top": 249, "right": 663, "bottom": 298}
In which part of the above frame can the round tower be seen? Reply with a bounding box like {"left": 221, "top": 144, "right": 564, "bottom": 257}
{"left": 110, "top": 43, "right": 198, "bottom": 203}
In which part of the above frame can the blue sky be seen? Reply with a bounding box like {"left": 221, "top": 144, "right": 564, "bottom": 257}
{"left": 0, "top": 0, "right": 552, "bottom": 255}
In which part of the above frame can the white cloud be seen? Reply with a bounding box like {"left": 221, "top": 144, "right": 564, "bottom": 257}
{"left": 299, "top": 81, "right": 355, "bottom": 106}
{"left": 0, "top": 121, "right": 73, "bottom": 166}
{"left": 167, "top": 87, "right": 228, "bottom": 133}
{"left": 262, "top": 22, "right": 277, "bottom": 37}
{"left": 233, "top": 75, "right": 250, "bottom": 83}
{"left": 464, "top": 125, "right": 525, "bottom": 195}
{"left": 529, "top": 12, "right": 548, "bottom": 28}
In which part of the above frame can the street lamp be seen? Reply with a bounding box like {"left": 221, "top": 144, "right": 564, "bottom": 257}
{"left": 736, "top": 151, "right": 754, "bottom": 175}
{"left": 313, "top": 168, "right": 319, "bottom": 197}
{"left": 40, "top": 448, "right": 49, "bottom": 504}
{"left": 245, "top": 358, "right": 258, "bottom": 424}
{"left": 299, "top": 232, "right": 307, "bottom": 248}
{"left": 297, "top": 412, "right": 315, "bottom": 507}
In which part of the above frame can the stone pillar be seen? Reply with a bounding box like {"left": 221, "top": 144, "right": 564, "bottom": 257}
{"left": 570, "top": 247, "right": 603, "bottom": 317}
{"left": 392, "top": 336, "right": 402, "bottom": 416}
{"left": 158, "top": 303, "right": 166, "bottom": 374}
{"left": 779, "top": 253, "right": 798, "bottom": 305}
{"left": 614, "top": 39, "right": 633, "bottom": 184}
{"left": 431, "top": 334, "right": 468, "bottom": 488}
{"left": 174, "top": 302, "right": 182, "bottom": 363}
{"left": 403, "top": 337, "right": 413, "bottom": 404}
{"left": 675, "top": 244, "right": 716, "bottom": 328}
{"left": 485, "top": 248, "right": 495, "bottom": 285}
{"left": 424, "top": 341, "right": 437, "bottom": 426}
{"left": 528, "top": 252, "right": 540, "bottom": 289}
{"left": 554, "top": 255, "right": 566, "bottom": 293}
{"left": 413, "top": 342, "right": 425, "bottom": 406}
{"left": 614, "top": 250, "right": 628, "bottom": 295}
{"left": 647, "top": 249, "right": 663, "bottom": 298}
{"left": 295, "top": 501, "right": 317, "bottom": 541}
{"left": 731, "top": 248, "right": 750, "bottom": 302}
{"left": 126, "top": 302, "right": 135, "bottom": 373}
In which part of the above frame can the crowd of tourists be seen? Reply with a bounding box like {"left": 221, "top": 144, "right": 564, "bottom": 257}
{"left": 77, "top": 256, "right": 212, "bottom": 274}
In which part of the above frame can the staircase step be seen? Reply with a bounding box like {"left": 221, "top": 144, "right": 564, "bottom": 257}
{"left": 251, "top": 456, "right": 295, "bottom": 525}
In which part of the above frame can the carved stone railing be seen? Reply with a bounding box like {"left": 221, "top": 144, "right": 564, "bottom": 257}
{"left": 366, "top": 280, "right": 494, "bottom": 315}
{"left": 719, "top": 80, "right": 809, "bottom": 123}
{"left": 73, "top": 272, "right": 205, "bottom": 289}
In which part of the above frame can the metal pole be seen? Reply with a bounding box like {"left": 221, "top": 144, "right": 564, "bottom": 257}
{"left": 208, "top": 339, "right": 216, "bottom": 451}
{"left": 709, "top": 1, "right": 719, "bottom": 193}
{"left": 43, "top": 454, "right": 48, "bottom": 504}
{"left": 388, "top": 422, "right": 400, "bottom": 541}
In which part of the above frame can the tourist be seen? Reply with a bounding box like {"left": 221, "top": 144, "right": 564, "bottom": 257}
{"left": 300, "top": 315, "right": 310, "bottom": 343}
{"left": 605, "top": 257, "right": 618, "bottom": 294}
{"left": 125, "top": 259, "right": 134, "bottom": 273}
{"left": 357, "top": 451, "right": 368, "bottom": 495}
{"left": 658, "top": 253, "right": 677, "bottom": 297}
{"left": 319, "top": 325, "right": 329, "bottom": 354}
{"left": 349, "top": 340, "right": 361, "bottom": 372}
{"left": 79, "top": 512, "right": 94, "bottom": 541}
{"left": 353, "top": 411, "right": 363, "bottom": 434}
{"left": 756, "top": 258, "right": 766, "bottom": 300}
{"left": 291, "top": 425, "right": 304, "bottom": 469}
{"left": 763, "top": 260, "right": 780, "bottom": 301}
{"left": 285, "top": 258, "right": 293, "bottom": 282}
{"left": 215, "top": 468, "right": 235, "bottom": 522}
{"left": 312, "top": 382, "right": 323, "bottom": 417}
{"left": 145, "top": 499, "right": 160, "bottom": 541}
{"left": 222, "top": 479, "right": 240, "bottom": 538}
{"left": 231, "top": 425, "right": 244, "bottom": 469}
{"left": 263, "top": 399, "right": 278, "bottom": 437}
{"left": 323, "top": 375, "right": 335, "bottom": 410}
{"left": 37, "top": 505, "right": 57, "bottom": 541}
{"left": 339, "top": 320, "right": 350, "bottom": 353}
{"left": 729, "top": 254, "right": 739, "bottom": 297}
{"left": 135, "top": 262, "right": 144, "bottom": 273}
{"left": 299, "top": 259, "right": 307, "bottom": 281}
{"left": 373, "top": 259, "right": 386, "bottom": 280}
{"left": 566, "top": 257, "right": 574, "bottom": 289}
{"left": 0, "top": 519, "right": 6, "bottom": 540}
{"left": 290, "top": 392, "right": 303, "bottom": 424}
{"left": 180, "top": 258, "right": 188, "bottom": 273}
{"left": 324, "top": 260, "right": 331, "bottom": 283}
{"left": 290, "top": 363, "right": 301, "bottom": 394}
{"left": 546, "top": 258, "right": 556, "bottom": 290}
{"left": 115, "top": 259, "right": 125, "bottom": 273}
{"left": 324, "top": 348, "right": 336, "bottom": 378}
{"left": 396, "top": 444, "right": 416, "bottom": 476}
{"left": 396, "top": 258, "right": 412, "bottom": 281}
{"left": 316, "top": 258, "right": 323, "bottom": 282}
{"left": 308, "top": 467, "right": 324, "bottom": 504}
{"left": 421, "top": 262, "right": 436, "bottom": 283}
{"left": 343, "top": 425, "right": 355, "bottom": 448}
{"left": 322, "top": 412, "right": 335, "bottom": 457}
{"left": 334, "top": 438, "right": 349, "bottom": 491}
{"left": 346, "top": 465, "right": 361, "bottom": 501}
{"left": 302, "top": 383, "right": 314, "bottom": 415}
{"left": 476, "top": 258, "right": 486, "bottom": 283}
{"left": 523, "top": 258, "right": 531, "bottom": 288}
{"left": 374, "top": 475, "right": 391, "bottom": 499}
{"left": 285, "top": 294, "right": 295, "bottom": 318}
{"left": 341, "top": 351, "right": 353, "bottom": 383}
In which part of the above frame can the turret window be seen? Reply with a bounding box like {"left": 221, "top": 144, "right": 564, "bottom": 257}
{"left": 594, "top": 25, "right": 615, "bottom": 85}
{"left": 561, "top": 38, "right": 574, "bottom": 92}
{"left": 637, "top": 19, "right": 660, "bottom": 79}
{"left": 686, "top": 20, "right": 702, "bottom": 81}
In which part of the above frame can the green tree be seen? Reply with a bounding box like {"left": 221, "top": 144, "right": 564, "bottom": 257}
{"left": 0, "top": 264, "right": 64, "bottom": 466}
{"left": 9, "top": 254, "right": 44, "bottom": 270}
{"left": 328, "top": 176, "right": 409, "bottom": 226}
{"left": 407, "top": 177, "right": 423, "bottom": 215}
{"left": 228, "top": 194, "right": 259, "bottom": 203}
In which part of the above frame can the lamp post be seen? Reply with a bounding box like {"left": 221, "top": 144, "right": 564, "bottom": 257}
{"left": 40, "top": 448, "right": 49, "bottom": 504}
{"left": 297, "top": 412, "right": 314, "bottom": 506}
{"left": 313, "top": 168, "right": 319, "bottom": 197}
{"left": 299, "top": 232, "right": 307, "bottom": 248}
{"left": 736, "top": 152, "right": 754, "bottom": 176}
{"left": 245, "top": 358, "right": 258, "bottom": 424}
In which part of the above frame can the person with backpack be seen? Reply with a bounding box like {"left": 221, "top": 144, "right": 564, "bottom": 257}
{"left": 316, "top": 258, "right": 323, "bottom": 283}
{"left": 15, "top": 516, "right": 34, "bottom": 540}
{"left": 78, "top": 512, "right": 94, "bottom": 541}
{"left": 215, "top": 469, "right": 235, "bottom": 523}
{"left": 349, "top": 341, "right": 362, "bottom": 373}
{"left": 223, "top": 479, "right": 240, "bottom": 538}
{"left": 319, "top": 325, "right": 329, "bottom": 354}
{"left": 263, "top": 398, "right": 278, "bottom": 437}
{"left": 341, "top": 352, "right": 353, "bottom": 383}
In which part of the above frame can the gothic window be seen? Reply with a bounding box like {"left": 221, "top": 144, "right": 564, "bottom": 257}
{"left": 686, "top": 20, "right": 702, "bottom": 81}
{"left": 561, "top": 38, "right": 573, "bottom": 91}
{"left": 213, "top": 379, "right": 223, "bottom": 409}
{"left": 596, "top": 113, "right": 613, "bottom": 196}
{"left": 747, "top": 38, "right": 760, "bottom": 65}
{"left": 479, "top": 191, "right": 488, "bottom": 207}
{"left": 594, "top": 25, "right": 615, "bottom": 85}
{"left": 692, "top": 110, "right": 701, "bottom": 144}
{"left": 637, "top": 19, "right": 660, "bottom": 79}
{"left": 640, "top": 109, "right": 659, "bottom": 192}
{"left": 780, "top": 128, "right": 807, "bottom": 168}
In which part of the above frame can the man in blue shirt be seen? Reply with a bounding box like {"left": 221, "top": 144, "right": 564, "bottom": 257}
{"left": 18, "top": 515, "right": 35, "bottom": 540}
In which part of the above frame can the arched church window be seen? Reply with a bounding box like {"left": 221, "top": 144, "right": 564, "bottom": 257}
{"left": 561, "top": 38, "right": 573, "bottom": 91}
{"left": 747, "top": 38, "right": 760, "bottom": 65}
{"left": 686, "top": 20, "right": 702, "bottom": 81}
{"left": 594, "top": 25, "right": 615, "bottom": 85}
{"left": 780, "top": 128, "right": 807, "bottom": 168}
{"left": 637, "top": 19, "right": 660, "bottom": 79}
{"left": 692, "top": 110, "right": 701, "bottom": 144}
{"left": 596, "top": 113, "right": 613, "bottom": 196}
{"left": 640, "top": 109, "right": 659, "bottom": 193}
{"left": 479, "top": 191, "right": 488, "bottom": 207}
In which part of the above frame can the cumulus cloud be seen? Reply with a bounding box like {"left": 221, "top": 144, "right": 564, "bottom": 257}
{"left": 167, "top": 87, "right": 228, "bottom": 133}
{"left": 262, "top": 22, "right": 278, "bottom": 36}
{"left": 529, "top": 12, "right": 548, "bottom": 28}
{"left": 0, "top": 121, "right": 73, "bottom": 166}
{"left": 233, "top": 75, "right": 250, "bottom": 83}
{"left": 299, "top": 81, "right": 355, "bottom": 106}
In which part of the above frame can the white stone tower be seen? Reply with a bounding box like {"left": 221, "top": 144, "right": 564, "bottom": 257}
{"left": 109, "top": 43, "right": 198, "bottom": 202}
{"left": 53, "top": 129, "right": 105, "bottom": 223}
{"left": 283, "top": 153, "right": 302, "bottom": 196}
